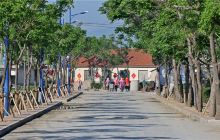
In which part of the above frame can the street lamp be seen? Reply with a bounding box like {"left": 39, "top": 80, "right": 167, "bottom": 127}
{"left": 71, "top": 11, "right": 88, "bottom": 17}
{"left": 71, "top": 20, "right": 79, "bottom": 24}
{"left": 69, "top": 8, "right": 88, "bottom": 24}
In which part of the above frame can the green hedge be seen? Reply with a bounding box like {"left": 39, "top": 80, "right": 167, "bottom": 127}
{"left": 91, "top": 82, "right": 103, "bottom": 90}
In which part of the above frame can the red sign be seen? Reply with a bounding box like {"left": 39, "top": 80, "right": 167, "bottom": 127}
{"left": 131, "top": 73, "right": 136, "bottom": 79}
{"left": 95, "top": 72, "right": 100, "bottom": 78}
{"left": 77, "top": 73, "right": 81, "bottom": 79}
{"left": 47, "top": 69, "right": 54, "bottom": 76}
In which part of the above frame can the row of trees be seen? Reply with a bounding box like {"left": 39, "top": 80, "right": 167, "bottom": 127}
{"left": 100, "top": 0, "right": 220, "bottom": 119}
{"left": 0, "top": 0, "right": 128, "bottom": 114}
{"left": 0, "top": 0, "right": 79, "bottom": 90}
{"left": 0, "top": 0, "right": 124, "bottom": 118}
{"left": 78, "top": 35, "right": 131, "bottom": 82}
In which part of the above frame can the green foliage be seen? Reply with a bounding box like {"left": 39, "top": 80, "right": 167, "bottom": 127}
{"left": 100, "top": 0, "right": 218, "bottom": 66}
{"left": 46, "top": 24, "right": 86, "bottom": 64}
{"left": 0, "top": 0, "right": 75, "bottom": 65}
{"left": 202, "top": 86, "right": 211, "bottom": 103}
{"left": 91, "top": 82, "right": 103, "bottom": 90}
{"left": 199, "top": 0, "right": 220, "bottom": 34}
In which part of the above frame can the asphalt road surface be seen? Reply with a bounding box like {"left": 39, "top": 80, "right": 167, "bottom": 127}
{"left": 3, "top": 92, "right": 220, "bottom": 140}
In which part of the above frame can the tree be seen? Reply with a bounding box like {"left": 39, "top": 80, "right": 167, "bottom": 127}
{"left": 199, "top": 0, "right": 220, "bottom": 119}
{"left": 0, "top": 0, "right": 74, "bottom": 117}
{"left": 100, "top": 0, "right": 220, "bottom": 116}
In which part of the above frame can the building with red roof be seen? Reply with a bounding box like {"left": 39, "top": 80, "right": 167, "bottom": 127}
{"left": 74, "top": 49, "right": 156, "bottom": 91}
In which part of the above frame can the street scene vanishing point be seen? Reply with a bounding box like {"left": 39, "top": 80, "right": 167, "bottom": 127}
{"left": 0, "top": 0, "right": 220, "bottom": 140}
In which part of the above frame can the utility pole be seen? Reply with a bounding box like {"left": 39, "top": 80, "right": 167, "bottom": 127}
{"left": 69, "top": 7, "right": 72, "bottom": 24}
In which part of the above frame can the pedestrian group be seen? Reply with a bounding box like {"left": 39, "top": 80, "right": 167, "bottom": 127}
{"left": 105, "top": 76, "right": 130, "bottom": 92}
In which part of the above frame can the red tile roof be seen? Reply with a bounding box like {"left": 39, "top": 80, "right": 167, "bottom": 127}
{"left": 75, "top": 49, "right": 156, "bottom": 68}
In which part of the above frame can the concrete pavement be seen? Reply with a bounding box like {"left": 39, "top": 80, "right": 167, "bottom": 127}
{"left": 0, "top": 92, "right": 83, "bottom": 138}
{"left": 3, "top": 92, "right": 220, "bottom": 140}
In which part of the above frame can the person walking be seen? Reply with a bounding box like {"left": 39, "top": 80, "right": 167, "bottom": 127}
{"left": 105, "top": 77, "right": 110, "bottom": 90}
{"left": 78, "top": 79, "right": 82, "bottom": 91}
{"left": 109, "top": 80, "right": 114, "bottom": 92}
{"left": 125, "top": 76, "right": 130, "bottom": 92}
{"left": 119, "top": 77, "right": 125, "bottom": 92}
{"left": 114, "top": 77, "right": 119, "bottom": 92}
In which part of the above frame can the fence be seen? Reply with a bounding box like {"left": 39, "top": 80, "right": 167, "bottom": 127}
{"left": 0, "top": 84, "right": 74, "bottom": 121}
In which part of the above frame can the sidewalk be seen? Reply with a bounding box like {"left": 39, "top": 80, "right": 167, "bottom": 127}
{"left": 0, "top": 92, "right": 83, "bottom": 137}
{"left": 150, "top": 93, "right": 220, "bottom": 125}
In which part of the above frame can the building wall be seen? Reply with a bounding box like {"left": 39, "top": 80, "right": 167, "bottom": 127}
{"left": 75, "top": 67, "right": 156, "bottom": 82}
{"left": 75, "top": 67, "right": 102, "bottom": 81}
{"left": 75, "top": 68, "right": 88, "bottom": 81}
{"left": 111, "top": 67, "right": 156, "bottom": 82}
{"left": 18, "top": 67, "right": 35, "bottom": 85}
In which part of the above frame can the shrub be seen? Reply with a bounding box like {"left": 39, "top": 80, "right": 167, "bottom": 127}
{"left": 91, "top": 82, "right": 103, "bottom": 90}
{"left": 202, "top": 86, "right": 211, "bottom": 103}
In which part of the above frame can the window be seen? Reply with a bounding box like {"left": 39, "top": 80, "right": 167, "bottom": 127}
{"left": 138, "top": 70, "right": 148, "bottom": 82}
{"left": 84, "top": 70, "right": 90, "bottom": 81}
{"left": 120, "top": 69, "right": 130, "bottom": 79}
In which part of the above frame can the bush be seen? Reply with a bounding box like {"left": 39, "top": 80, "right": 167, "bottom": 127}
{"left": 91, "top": 82, "right": 103, "bottom": 90}
{"left": 202, "top": 86, "right": 211, "bottom": 103}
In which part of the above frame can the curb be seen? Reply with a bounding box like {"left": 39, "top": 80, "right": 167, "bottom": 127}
{"left": 0, "top": 92, "right": 83, "bottom": 137}
{"left": 66, "top": 92, "right": 83, "bottom": 102}
{"left": 0, "top": 102, "right": 62, "bottom": 137}
{"left": 151, "top": 95, "right": 212, "bottom": 123}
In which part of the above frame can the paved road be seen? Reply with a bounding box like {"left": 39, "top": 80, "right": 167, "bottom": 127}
{"left": 3, "top": 92, "right": 220, "bottom": 140}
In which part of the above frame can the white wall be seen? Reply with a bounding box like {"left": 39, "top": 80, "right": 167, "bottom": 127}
{"left": 17, "top": 67, "right": 35, "bottom": 85}
{"left": 111, "top": 67, "right": 156, "bottom": 81}
{"left": 75, "top": 68, "right": 89, "bottom": 81}
{"left": 74, "top": 68, "right": 102, "bottom": 82}
{"left": 75, "top": 67, "right": 156, "bottom": 82}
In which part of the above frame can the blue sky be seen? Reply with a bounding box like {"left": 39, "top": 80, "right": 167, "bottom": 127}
{"left": 49, "top": 0, "right": 122, "bottom": 37}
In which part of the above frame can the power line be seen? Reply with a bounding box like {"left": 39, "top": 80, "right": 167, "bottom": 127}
{"left": 81, "top": 24, "right": 118, "bottom": 29}
{"left": 82, "top": 22, "right": 122, "bottom": 26}
{"left": 76, "top": 22, "right": 122, "bottom": 29}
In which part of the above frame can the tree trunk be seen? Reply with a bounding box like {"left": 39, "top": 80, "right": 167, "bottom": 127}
{"left": 188, "top": 77, "right": 193, "bottom": 107}
{"left": 209, "top": 82, "right": 216, "bottom": 117}
{"left": 57, "top": 56, "right": 62, "bottom": 97}
{"left": 187, "top": 38, "right": 197, "bottom": 109}
{"left": 34, "top": 62, "right": 38, "bottom": 89}
{"left": 15, "top": 62, "right": 19, "bottom": 91}
{"left": 26, "top": 48, "right": 30, "bottom": 90}
{"left": 218, "top": 64, "right": 220, "bottom": 78}
{"left": 0, "top": 42, "right": 10, "bottom": 118}
{"left": 206, "top": 65, "right": 212, "bottom": 86}
{"left": 28, "top": 50, "right": 33, "bottom": 90}
{"left": 0, "top": 65, "right": 6, "bottom": 93}
{"left": 184, "top": 64, "right": 189, "bottom": 105}
{"left": 178, "top": 64, "right": 184, "bottom": 103}
{"left": 45, "top": 73, "right": 48, "bottom": 89}
{"left": 164, "top": 62, "right": 169, "bottom": 98}
{"left": 23, "top": 59, "right": 26, "bottom": 90}
{"left": 9, "top": 55, "right": 12, "bottom": 91}
{"left": 14, "top": 44, "right": 26, "bottom": 91}
{"left": 209, "top": 31, "right": 220, "bottom": 119}
{"left": 156, "top": 66, "right": 161, "bottom": 95}
{"left": 173, "top": 59, "right": 181, "bottom": 102}
{"left": 64, "top": 64, "right": 67, "bottom": 85}
{"left": 195, "top": 59, "right": 203, "bottom": 112}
